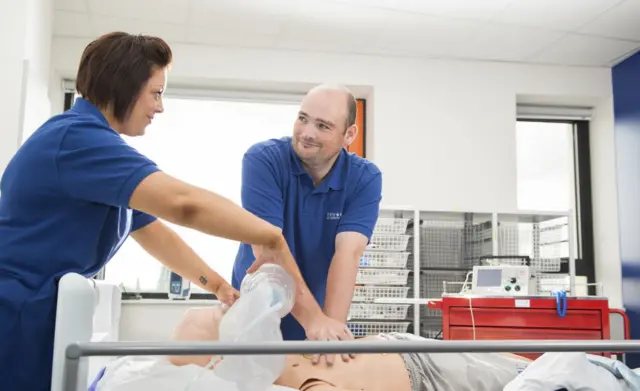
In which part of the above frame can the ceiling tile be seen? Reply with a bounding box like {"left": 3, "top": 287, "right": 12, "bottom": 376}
{"left": 185, "top": 27, "right": 279, "bottom": 48}
{"left": 454, "top": 24, "right": 565, "bottom": 62}
{"left": 187, "top": 0, "right": 294, "bottom": 35}
{"left": 53, "top": 10, "right": 93, "bottom": 37}
{"left": 325, "top": 0, "right": 399, "bottom": 8}
{"left": 528, "top": 33, "right": 640, "bottom": 66}
{"left": 275, "top": 0, "right": 391, "bottom": 53}
{"left": 91, "top": 16, "right": 187, "bottom": 43}
{"left": 373, "top": 12, "right": 483, "bottom": 56}
{"left": 579, "top": 0, "right": 640, "bottom": 41}
{"left": 491, "top": 0, "right": 623, "bottom": 31}
{"left": 86, "top": 0, "right": 189, "bottom": 24}
{"left": 393, "top": 0, "right": 513, "bottom": 21}
{"left": 55, "top": 0, "right": 88, "bottom": 13}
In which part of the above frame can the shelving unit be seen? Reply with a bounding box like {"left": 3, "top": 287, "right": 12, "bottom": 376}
{"left": 417, "top": 211, "right": 493, "bottom": 338}
{"left": 347, "top": 207, "right": 576, "bottom": 340}
{"left": 496, "top": 211, "right": 575, "bottom": 295}
{"left": 347, "top": 207, "right": 417, "bottom": 338}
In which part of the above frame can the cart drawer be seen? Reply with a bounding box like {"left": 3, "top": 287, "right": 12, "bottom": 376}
{"left": 447, "top": 326, "right": 605, "bottom": 360}
{"left": 447, "top": 307, "right": 602, "bottom": 330}
{"left": 448, "top": 326, "right": 603, "bottom": 340}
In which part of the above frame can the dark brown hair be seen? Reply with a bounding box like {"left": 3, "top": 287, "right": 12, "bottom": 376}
{"left": 75, "top": 32, "right": 173, "bottom": 122}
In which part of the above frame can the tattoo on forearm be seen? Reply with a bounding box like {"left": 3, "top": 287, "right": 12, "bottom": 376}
{"left": 199, "top": 276, "right": 208, "bottom": 285}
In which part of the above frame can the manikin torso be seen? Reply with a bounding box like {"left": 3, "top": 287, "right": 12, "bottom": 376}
{"left": 275, "top": 335, "right": 412, "bottom": 391}
{"left": 169, "top": 307, "right": 412, "bottom": 391}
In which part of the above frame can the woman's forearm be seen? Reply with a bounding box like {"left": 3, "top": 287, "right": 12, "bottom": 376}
{"left": 130, "top": 172, "right": 283, "bottom": 249}
{"left": 181, "top": 188, "right": 283, "bottom": 248}
{"left": 130, "top": 220, "right": 227, "bottom": 294}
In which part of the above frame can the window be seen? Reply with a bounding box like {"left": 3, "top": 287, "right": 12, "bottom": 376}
{"left": 106, "top": 96, "right": 300, "bottom": 292}
{"left": 516, "top": 121, "right": 576, "bottom": 212}
{"left": 515, "top": 119, "right": 596, "bottom": 293}
{"left": 59, "top": 91, "right": 367, "bottom": 294}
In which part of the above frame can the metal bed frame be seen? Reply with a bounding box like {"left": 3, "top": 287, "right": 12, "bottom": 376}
{"left": 63, "top": 339, "right": 640, "bottom": 391}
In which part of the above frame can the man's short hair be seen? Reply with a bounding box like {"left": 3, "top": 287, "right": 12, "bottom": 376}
{"left": 75, "top": 31, "right": 173, "bottom": 122}
{"left": 346, "top": 91, "right": 357, "bottom": 129}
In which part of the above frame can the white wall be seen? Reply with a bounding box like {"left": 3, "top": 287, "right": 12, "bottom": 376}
{"left": 0, "top": 0, "right": 53, "bottom": 174}
{"left": 51, "top": 37, "right": 613, "bottom": 213}
{"left": 44, "top": 37, "right": 622, "bottom": 336}
{"left": 590, "top": 98, "right": 623, "bottom": 307}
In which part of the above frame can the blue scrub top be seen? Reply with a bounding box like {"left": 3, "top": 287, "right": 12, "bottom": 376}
{"left": 0, "top": 98, "right": 159, "bottom": 391}
{"left": 232, "top": 137, "right": 382, "bottom": 340}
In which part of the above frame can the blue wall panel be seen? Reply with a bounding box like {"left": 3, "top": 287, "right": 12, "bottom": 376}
{"left": 612, "top": 50, "right": 640, "bottom": 366}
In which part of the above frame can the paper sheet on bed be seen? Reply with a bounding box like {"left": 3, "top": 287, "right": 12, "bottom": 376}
{"left": 504, "top": 352, "right": 638, "bottom": 391}
{"left": 94, "top": 355, "right": 296, "bottom": 391}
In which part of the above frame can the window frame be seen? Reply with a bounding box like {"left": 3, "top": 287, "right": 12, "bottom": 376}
{"left": 516, "top": 118, "right": 596, "bottom": 295}
{"left": 62, "top": 88, "right": 367, "bottom": 300}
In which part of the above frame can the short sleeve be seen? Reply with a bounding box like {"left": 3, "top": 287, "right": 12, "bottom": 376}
{"left": 337, "top": 172, "right": 382, "bottom": 240}
{"left": 240, "top": 148, "right": 284, "bottom": 229}
{"left": 56, "top": 124, "right": 160, "bottom": 208}
{"left": 131, "top": 210, "right": 157, "bottom": 231}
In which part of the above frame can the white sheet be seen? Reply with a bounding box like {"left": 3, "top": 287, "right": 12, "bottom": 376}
{"left": 504, "top": 352, "right": 633, "bottom": 391}
{"left": 95, "top": 356, "right": 296, "bottom": 391}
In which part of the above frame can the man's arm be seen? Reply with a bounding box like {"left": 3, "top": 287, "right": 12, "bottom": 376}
{"left": 241, "top": 150, "right": 324, "bottom": 327}
{"left": 130, "top": 219, "right": 239, "bottom": 305}
{"left": 324, "top": 232, "right": 368, "bottom": 322}
{"left": 324, "top": 173, "right": 382, "bottom": 323}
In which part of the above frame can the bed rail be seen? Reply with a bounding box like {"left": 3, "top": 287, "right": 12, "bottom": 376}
{"left": 63, "top": 339, "right": 640, "bottom": 391}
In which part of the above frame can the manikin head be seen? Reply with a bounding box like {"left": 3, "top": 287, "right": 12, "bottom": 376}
{"left": 168, "top": 306, "right": 226, "bottom": 367}
{"left": 292, "top": 84, "right": 358, "bottom": 176}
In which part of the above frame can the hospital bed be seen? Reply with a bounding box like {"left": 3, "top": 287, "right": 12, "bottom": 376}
{"left": 61, "top": 339, "right": 640, "bottom": 391}
{"left": 52, "top": 273, "right": 122, "bottom": 391}
{"left": 54, "top": 274, "right": 640, "bottom": 391}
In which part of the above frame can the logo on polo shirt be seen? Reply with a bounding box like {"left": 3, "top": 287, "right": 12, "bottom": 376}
{"left": 326, "top": 212, "right": 342, "bottom": 220}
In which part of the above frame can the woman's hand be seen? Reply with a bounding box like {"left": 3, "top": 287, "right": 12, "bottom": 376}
{"left": 215, "top": 282, "right": 240, "bottom": 307}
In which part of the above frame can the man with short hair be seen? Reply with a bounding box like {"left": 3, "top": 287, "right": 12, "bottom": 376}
{"left": 232, "top": 84, "right": 383, "bottom": 364}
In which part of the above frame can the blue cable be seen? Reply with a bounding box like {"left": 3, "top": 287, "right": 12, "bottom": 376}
{"left": 553, "top": 289, "right": 567, "bottom": 318}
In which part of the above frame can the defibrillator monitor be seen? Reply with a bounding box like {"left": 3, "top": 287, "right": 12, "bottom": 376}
{"left": 471, "top": 265, "right": 537, "bottom": 296}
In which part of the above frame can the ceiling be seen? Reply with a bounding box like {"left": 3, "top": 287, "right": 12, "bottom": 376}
{"left": 53, "top": 0, "right": 640, "bottom": 68}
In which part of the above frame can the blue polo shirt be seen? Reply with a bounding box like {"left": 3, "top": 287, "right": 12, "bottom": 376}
{"left": 232, "top": 137, "right": 382, "bottom": 340}
{"left": 0, "top": 98, "right": 159, "bottom": 391}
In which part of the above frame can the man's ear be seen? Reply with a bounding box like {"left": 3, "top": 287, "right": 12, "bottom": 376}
{"left": 344, "top": 125, "right": 358, "bottom": 147}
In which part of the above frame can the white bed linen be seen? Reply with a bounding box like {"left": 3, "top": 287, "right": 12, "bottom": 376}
{"left": 504, "top": 352, "right": 632, "bottom": 391}
{"left": 95, "top": 355, "right": 296, "bottom": 391}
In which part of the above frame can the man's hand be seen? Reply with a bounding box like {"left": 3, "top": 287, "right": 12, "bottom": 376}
{"left": 215, "top": 282, "right": 240, "bottom": 307}
{"left": 247, "top": 244, "right": 277, "bottom": 273}
{"left": 304, "top": 313, "right": 355, "bottom": 365}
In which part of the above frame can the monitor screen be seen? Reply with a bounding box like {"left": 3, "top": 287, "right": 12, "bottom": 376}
{"left": 476, "top": 269, "right": 502, "bottom": 287}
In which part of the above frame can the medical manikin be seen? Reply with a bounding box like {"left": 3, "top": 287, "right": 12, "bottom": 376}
{"left": 211, "top": 263, "right": 295, "bottom": 391}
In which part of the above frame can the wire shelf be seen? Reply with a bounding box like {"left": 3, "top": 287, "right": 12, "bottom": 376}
{"left": 349, "top": 303, "right": 411, "bottom": 320}
{"left": 367, "top": 234, "right": 411, "bottom": 252}
{"left": 359, "top": 251, "right": 410, "bottom": 268}
{"left": 373, "top": 218, "right": 411, "bottom": 235}
{"left": 419, "top": 220, "right": 492, "bottom": 269}
{"left": 481, "top": 255, "right": 562, "bottom": 273}
{"left": 420, "top": 270, "right": 470, "bottom": 298}
{"left": 352, "top": 286, "right": 410, "bottom": 302}
{"left": 347, "top": 321, "right": 411, "bottom": 337}
{"left": 498, "top": 216, "right": 569, "bottom": 270}
{"left": 356, "top": 268, "right": 411, "bottom": 286}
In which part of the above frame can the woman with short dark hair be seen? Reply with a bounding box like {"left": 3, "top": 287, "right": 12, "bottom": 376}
{"left": 0, "top": 31, "right": 310, "bottom": 391}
